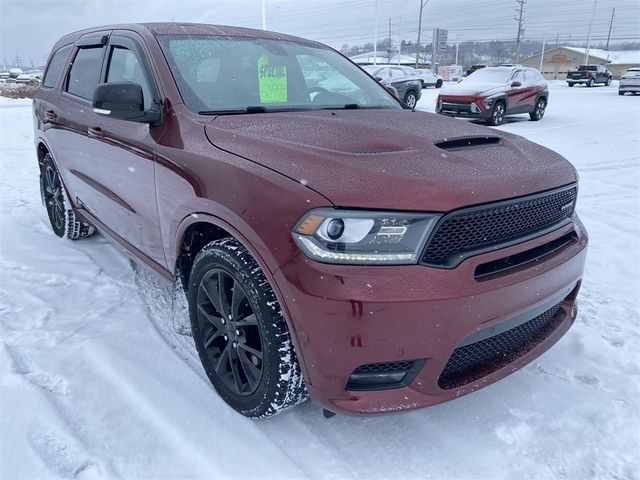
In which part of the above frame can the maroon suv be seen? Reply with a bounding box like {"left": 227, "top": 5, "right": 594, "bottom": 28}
{"left": 33, "top": 23, "right": 587, "bottom": 418}
{"left": 437, "top": 66, "right": 549, "bottom": 126}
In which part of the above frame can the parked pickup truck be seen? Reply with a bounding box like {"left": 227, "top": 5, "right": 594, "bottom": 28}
{"left": 566, "top": 64, "right": 612, "bottom": 87}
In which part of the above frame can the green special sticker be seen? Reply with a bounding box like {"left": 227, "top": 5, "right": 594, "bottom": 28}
{"left": 258, "top": 54, "right": 287, "bottom": 103}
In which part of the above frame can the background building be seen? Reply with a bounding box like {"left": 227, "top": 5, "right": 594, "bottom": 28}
{"left": 520, "top": 46, "right": 640, "bottom": 80}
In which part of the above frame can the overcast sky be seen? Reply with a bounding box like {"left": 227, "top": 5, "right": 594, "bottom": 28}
{"left": 1, "top": 0, "right": 639, "bottom": 66}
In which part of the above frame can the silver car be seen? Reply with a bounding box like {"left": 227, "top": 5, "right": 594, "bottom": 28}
{"left": 619, "top": 68, "right": 640, "bottom": 95}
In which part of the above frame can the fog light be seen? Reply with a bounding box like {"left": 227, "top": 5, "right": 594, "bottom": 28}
{"left": 346, "top": 359, "right": 425, "bottom": 391}
{"left": 470, "top": 103, "right": 480, "bottom": 113}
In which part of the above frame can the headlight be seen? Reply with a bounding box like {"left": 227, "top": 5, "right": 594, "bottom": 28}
{"left": 482, "top": 95, "right": 500, "bottom": 108}
{"left": 292, "top": 208, "right": 441, "bottom": 265}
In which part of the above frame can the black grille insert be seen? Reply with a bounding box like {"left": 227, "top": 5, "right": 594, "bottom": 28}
{"left": 421, "top": 185, "right": 577, "bottom": 267}
{"left": 474, "top": 232, "right": 576, "bottom": 280}
{"left": 438, "top": 302, "right": 564, "bottom": 390}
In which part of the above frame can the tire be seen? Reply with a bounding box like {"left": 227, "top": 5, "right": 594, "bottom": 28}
{"left": 435, "top": 79, "right": 443, "bottom": 88}
{"left": 404, "top": 90, "right": 417, "bottom": 108}
{"left": 487, "top": 101, "right": 505, "bottom": 126}
{"left": 529, "top": 97, "right": 546, "bottom": 121}
{"left": 40, "top": 154, "right": 95, "bottom": 239}
{"left": 587, "top": 78, "right": 594, "bottom": 88}
{"left": 567, "top": 82, "right": 574, "bottom": 87}
{"left": 605, "top": 77, "right": 612, "bottom": 86}
{"left": 619, "top": 91, "right": 624, "bottom": 96}
{"left": 188, "top": 238, "right": 307, "bottom": 418}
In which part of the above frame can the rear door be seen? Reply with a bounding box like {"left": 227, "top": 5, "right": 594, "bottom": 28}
{"left": 522, "top": 70, "right": 542, "bottom": 109}
{"left": 85, "top": 31, "right": 166, "bottom": 267}
{"left": 49, "top": 32, "right": 110, "bottom": 219}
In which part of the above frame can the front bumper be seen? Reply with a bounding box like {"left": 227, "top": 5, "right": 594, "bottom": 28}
{"left": 274, "top": 217, "right": 588, "bottom": 415}
{"left": 436, "top": 99, "right": 490, "bottom": 120}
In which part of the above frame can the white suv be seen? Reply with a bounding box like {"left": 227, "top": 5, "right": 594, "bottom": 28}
{"left": 619, "top": 67, "right": 640, "bottom": 95}
{"left": 416, "top": 68, "right": 443, "bottom": 88}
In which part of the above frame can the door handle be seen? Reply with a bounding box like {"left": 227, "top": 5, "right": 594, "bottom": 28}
{"left": 43, "top": 110, "right": 57, "bottom": 122}
{"left": 87, "top": 127, "right": 105, "bottom": 138}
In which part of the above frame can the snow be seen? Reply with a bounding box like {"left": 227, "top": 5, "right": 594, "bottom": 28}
{"left": 1, "top": 83, "right": 639, "bottom": 479}
{"left": 560, "top": 47, "right": 640, "bottom": 65}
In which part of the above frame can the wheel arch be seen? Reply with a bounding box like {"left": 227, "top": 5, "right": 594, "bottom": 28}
{"left": 36, "top": 139, "right": 51, "bottom": 172}
{"left": 173, "top": 213, "right": 312, "bottom": 383}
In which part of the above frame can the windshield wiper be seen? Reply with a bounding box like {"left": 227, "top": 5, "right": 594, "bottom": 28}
{"left": 198, "top": 104, "right": 394, "bottom": 115}
{"left": 198, "top": 106, "right": 270, "bottom": 115}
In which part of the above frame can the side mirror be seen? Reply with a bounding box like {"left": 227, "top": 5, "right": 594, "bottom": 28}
{"left": 92, "top": 82, "right": 161, "bottom": 125}
{"left": 511, "top": 81, "right": 522, "bottom": 87}
{"left": 374, "top": 76, "right": 383, "bottom": 82}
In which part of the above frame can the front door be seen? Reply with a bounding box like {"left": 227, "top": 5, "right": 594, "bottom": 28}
{"left": 85, "top": 31, "right": 166, "bottom": 268}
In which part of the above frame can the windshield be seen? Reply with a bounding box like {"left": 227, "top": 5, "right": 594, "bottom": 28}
{"left": 578, "top": 66, "right": 598, "bottom": 71}
{"left": 156, "top": 35, "right": 401, "bottom": 114}
{"left": 464, "top": 68, "right": 512, "bottom": 83}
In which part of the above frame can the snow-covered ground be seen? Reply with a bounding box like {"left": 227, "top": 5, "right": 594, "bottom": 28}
{"left": 1, "top": 82, "right": 639, "bottom": 480}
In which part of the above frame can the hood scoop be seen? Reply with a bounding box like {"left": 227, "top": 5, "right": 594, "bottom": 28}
{"left": 435, "top": 136, "right": 502, "bottom": 151}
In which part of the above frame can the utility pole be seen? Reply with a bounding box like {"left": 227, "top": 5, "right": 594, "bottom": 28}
{"left": 373, "top": 0, "right": 379, "bottom": 65}
{"left": 539, "top": 32, "right": 547, "bottom": 73}
{"left": 515, "top": 0, "right": 526, "bottom": 63}
{"left": 387, "top": 17, "right": 392, "bottom": 63}
{"left": 455, "top": 34, "right": 463, "bottom": 66}
{"left": 585, "top": 0, "right": 597, "bottom": 64}
{"left": 555, "top": 32, "right": 560, "bottom": 48}
{"left": 415, "top": 0, "right": 430, "bottom": 68}
{"left": 397, "top": 16, "right": 403, "bottom": 65}
{"left": 605, "top": 7, "right": 615, "bottom": 51}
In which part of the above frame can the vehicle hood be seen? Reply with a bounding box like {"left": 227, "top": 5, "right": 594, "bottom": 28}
{"left": 204, "top": 109, "right": 576, "bottom": 211}
{"left": 440, "top": 82, "right": 506, "bottom": 97}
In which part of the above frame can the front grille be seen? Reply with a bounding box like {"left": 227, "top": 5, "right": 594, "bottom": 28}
{"left": 421, "top": 185, "right": 577, "bottom": 266}
{"left": 441, "top": 102, "right": 473, "bottom": 113}
{"left": 438, "top": 302, "right": 564, "bottom": 390}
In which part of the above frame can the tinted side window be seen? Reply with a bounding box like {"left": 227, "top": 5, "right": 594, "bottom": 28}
{"left": 43, "top": 45, "right": 72, "bottom": 88}
{"left": 106, "top": 46, "right": 153, "bottom": 109}
{"left": 66, "top": 46, "right": 104, "bottom": 100}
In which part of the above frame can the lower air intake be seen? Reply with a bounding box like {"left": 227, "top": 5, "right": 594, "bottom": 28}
{"left": 438, "top": 303, "right": 564, "bottom": 390}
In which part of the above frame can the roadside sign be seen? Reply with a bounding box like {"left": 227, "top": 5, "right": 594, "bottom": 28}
{"left": 434, "top": 28, "right": 448, "bottom": 53}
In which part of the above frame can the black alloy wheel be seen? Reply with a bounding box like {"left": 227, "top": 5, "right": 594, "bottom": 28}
{"left": 40, "top": 154, "right": 94, "bottom": 239}
{"left": 196, "top": 268, "right": 263, "bottom": 396}
{"left": 42, "top": 163, "right": 66, "bottom": 235}
{"left": 188, "top": 238, "right": 307, "bottom": 418}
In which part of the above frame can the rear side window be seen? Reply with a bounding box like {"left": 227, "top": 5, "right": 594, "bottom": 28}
{"left": 66, "top": 46, "right": 105, "bottom": 100}
{"left": 43, "top": 45, "right": 72, "bottom": 88}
